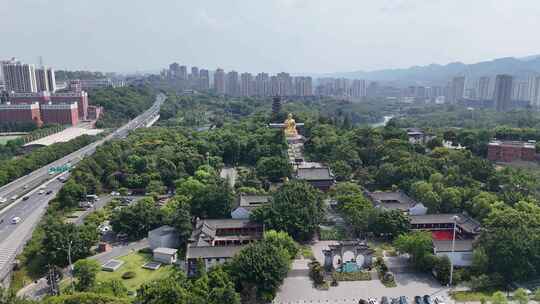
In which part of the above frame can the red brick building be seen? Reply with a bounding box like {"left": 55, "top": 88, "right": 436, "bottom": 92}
{"left": 41, "top": 103, "right": 79, "bottom": 126}
{"left": 50, "top": 91, "right": 88, "bottom": 120}
{"left": 487, "top": 140, "right": 536, "bottom": 162}
{"left": 0, "top": 103, "right": 42, "bottom": 126}
{"left": 9, "top": 91, "right": 89, "bottom": 120}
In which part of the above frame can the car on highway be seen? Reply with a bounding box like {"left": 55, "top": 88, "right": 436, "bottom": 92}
{"left": 10, "top": 195, "right": 18, "bottom": 201}
{"left": 11, "top": 217, "right": 21, "bottom": 224}
{"left": 46, "top": 190, "right": 53, "bottom": 195}
{"left": 23, "top": 185, "right": 29, "bottom": 189}
{"left": 22, "top": 196, "right": 30, "bottom": 201}
{"left": 0, "top": 197, "right": 7, "bottom": 203}
{"left": 38, "top": 190, "right": 45, "bottom": 195}
{"left": 40, "top": 185, "right": 47, "bottom": 190}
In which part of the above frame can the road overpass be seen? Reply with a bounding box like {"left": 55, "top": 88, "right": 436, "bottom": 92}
{"left": 0, "top": 93, "right": 165, "bottom": 287}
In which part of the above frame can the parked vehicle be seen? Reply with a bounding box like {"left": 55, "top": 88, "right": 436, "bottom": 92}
{"left": 400, "top": 296, "right": 409, "bottom": 304}
{"left": 414, "top": 296, "right": 422, "bottom": 304}
{"left": 381, "top": 297, "right": 389, "bottom": 304}
{"left": 369, "top": 298, "right": 378, "bottom": 304}
{"left": 86, "top": 194, "right": 99, "bottom": 202}
{"left": 391, "top": 298, "right": 400, "bottom": 304}
{"left": 11, "top": 217, "right": 21, "bottom": 224}
{"left": 423, "top": 295, "right": 433, "bottom": 304}
{"left": 434, "top": 297, "right": 445, "bottom": 304}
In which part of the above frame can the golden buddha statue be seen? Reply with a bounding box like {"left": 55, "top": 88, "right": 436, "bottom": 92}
{"left": 283, "top": 113, "right": 298, "bottom": 137}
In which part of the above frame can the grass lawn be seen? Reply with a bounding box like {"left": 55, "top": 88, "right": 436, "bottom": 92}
{"left": 95, "top": 252, "right": 174, "bottom": 292}
{"left": 0, "top": 135, "right": 20, "bottom": 145}
{"left": 450, "top": 290, "right": 498, "bottom": 302}
{"left": 332, "top": 271, "right": 371, "bottom": 281}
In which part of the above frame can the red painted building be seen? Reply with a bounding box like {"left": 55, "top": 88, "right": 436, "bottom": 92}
{"left": 87, "top": 105, "right": 103, "bottom": 120}
{"left": 487, "top": 140, "right": 536, "bottom": 162}
{"left": 9, "top": 91, "right": 89, "bottom": 120}
{"left": 0, "top": 103, "right": 42, "bottom": 126}
{"left": 41, "top": 103, "right": 79, "bottom": 126}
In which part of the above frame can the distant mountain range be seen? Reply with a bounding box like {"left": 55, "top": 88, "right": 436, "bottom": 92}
{"left": 320, "top": 55, "right": 540, "bottom": 86}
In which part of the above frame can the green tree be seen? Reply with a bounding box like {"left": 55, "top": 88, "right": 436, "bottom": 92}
{"left": 369, "top": 209, "right": 410, "bottom": 238}
{"left": 433, "top": 256, "right": 451, "bottom": 285}
{"left": 162, "top": 195, "right": 192, "bottom": 249}
{"left": 252, "top": 180, "right": 323, "bottom": 241}
{"left": 110, "top": 197, "right": 163, "bottom": 240}
{"left": 339, "top": 195, "right": 374, "bottom": 236}
{"left": 514, "top": 288, "right": 529, "bottom": 304}
{"left": 492, "top": 291, "right": 508, "bottom": 304}
{"left": 263, "top": 230, "right": 298, "bottom": 259}
{"left": 394, "top": 231, "right": 433, "bottom": 269}
{"left": 57, "top": 179, "right": 87, "bottom": 209}
{"left": 73, "top": 259, "right": 101, "bottom": 291}
{"left": 255, "top": 156, "right": 292, "bottom": 182}
{"left": 229, "top": 241, "right": 290, "bottom": 303}
{"left": 136, "top": 278, "right": 189, "bottom": 304}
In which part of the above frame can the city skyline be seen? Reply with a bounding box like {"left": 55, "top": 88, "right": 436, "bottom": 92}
{"left": 3, "top": 0, "right": 540, "bottom": 73}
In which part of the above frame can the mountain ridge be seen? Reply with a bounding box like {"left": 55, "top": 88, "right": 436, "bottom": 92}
{"left": 319, "top": 55, "right": 540, "bottom": 86}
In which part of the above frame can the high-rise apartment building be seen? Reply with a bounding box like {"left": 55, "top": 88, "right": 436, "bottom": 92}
{"left": 2, "top": 60, "right": 37, "bottom": 93}
{"left": 477, "top": 76, "right": 491, "bottom": 100}
{"left": 179, "top": 66, "right": 188, "bottom": 80}
{"left": 240, "top": 72, "right": 253, "bottom": 97}
{"left": 527, "top": 75, "right": 540, "bottom": 107}
{"left": 449, "top": 76, "right": 465, "bottom": 103}
{"left": 512, "top": 81, "right": 528, "bottom": 101}
{"left": 255, "top": 73, "right": 270, "bottom": 97}
{"left": 293, "top": 76, "right": 312, "bottom": 97}
{"left": 351, "top": 79, "right": 367, "bottom": 98}
{"left": 226, "top": 71, "right": 239, "bottom": 97}
{"left": 168, "top": 63, "right": 180, "bottom": 79}
{"left": 34, "top": 67, "right": 56, "bottom": 92}
{"left": 214, "top": 68, "right": 225, "bottom": 94}
{"left": 199, "top": 69, "right": 210, "bottom": 90}
{"left": 494, "top": 74, "right": 513, "bottom": 112}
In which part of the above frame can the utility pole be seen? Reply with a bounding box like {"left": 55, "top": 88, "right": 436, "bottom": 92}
{"left": 67, "top": 240, "right": 75, "bottom": 291}
{"left": 449, "top": 215, "right": 459, "bottom": 286}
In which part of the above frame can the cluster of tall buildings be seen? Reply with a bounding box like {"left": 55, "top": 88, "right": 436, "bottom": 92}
{"left": 1, "top": 58, "right": 56, "bottom": 93}
{"left": 0, "top": 58, "right": 101, "bottom": 126}
{"left": 163, "top": 63, "right": 313, "bottom": 97}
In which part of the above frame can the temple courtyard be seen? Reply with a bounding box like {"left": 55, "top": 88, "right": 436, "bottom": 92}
{"left": 273, "top": 241, "right": 452, "bottom": 304}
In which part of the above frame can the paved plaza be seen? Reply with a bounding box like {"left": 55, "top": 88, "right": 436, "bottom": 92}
{"left": 274, "top": 241, "right": 452, "bottom": 304}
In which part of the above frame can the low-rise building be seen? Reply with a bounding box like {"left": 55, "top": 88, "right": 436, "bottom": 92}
{"left": 406, "top": 128, "right": 435, "bottom": 145}
{"left": 295, "top": 166, "right": 335, "bottom": 191}
{"left": 148, "top": 225, "right": 179, "bottom": 250}
{"left": 153, "top": 247, "right": 178, "bottom": 264}
{"left": 41, "top": 103, "right": 78, "bottom": 126}
{"left": 487, "top": 140, "right": 536, "bottom": 162}
{"left": 366, "top": 191, "right": 427, "bottom": 215}
{"left": 0, "top": 103, "right": 42, "bottom": 126}
{"left": 432, "top": 239, "right": 474, "bottom": 267}
{"left": 410, "top": 213, "right": 481, "bottom": 240}
{"left": 230, "top": 194, "right": 270, "bottom": 219}
{"left": 186, "top": 219, "right": 263, "bottom": 276}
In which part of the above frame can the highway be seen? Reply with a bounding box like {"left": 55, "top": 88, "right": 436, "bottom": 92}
{"left": 0, "top": 93, "right": 165, "bottom": 287}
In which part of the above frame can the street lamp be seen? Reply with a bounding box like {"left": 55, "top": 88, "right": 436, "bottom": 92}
{"left": 449, "top": 215, "right": 459, "bottom": 286}
{"left": 67, "top": 240, "right": 75, "bottom": 291}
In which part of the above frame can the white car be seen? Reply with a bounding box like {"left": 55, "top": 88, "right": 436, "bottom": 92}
{"left": 39, "top": 185, "right": 47, "bottom": 190}
{"left": 10, "top": 195, "right": 18, "bottom": 201}
{"left": 110, "top": 191, "right": 120, "bottom": 196}
{"left": 38, "top": 190, "right": 45, "bottom": 195}
{"left": 0, "top": 197, "right": 7, "bottom": 203}
{"left": 11, "top": 217, "right": 21, "bottom": 224}
{"left": 434, "top": 297, "right": 446, "bottom": 304}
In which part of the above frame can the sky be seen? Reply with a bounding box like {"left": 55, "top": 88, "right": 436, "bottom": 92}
{"left": 2, "top": 0, "right": 540, "bottom": 74}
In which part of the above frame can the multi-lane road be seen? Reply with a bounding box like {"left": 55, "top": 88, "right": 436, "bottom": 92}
{"left": 0, "top": 93, "right": 165, "bottom": 286}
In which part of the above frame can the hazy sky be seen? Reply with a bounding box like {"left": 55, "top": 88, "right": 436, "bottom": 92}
{"left": 2, "top": 0, "right": 540, "bottom": 74}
